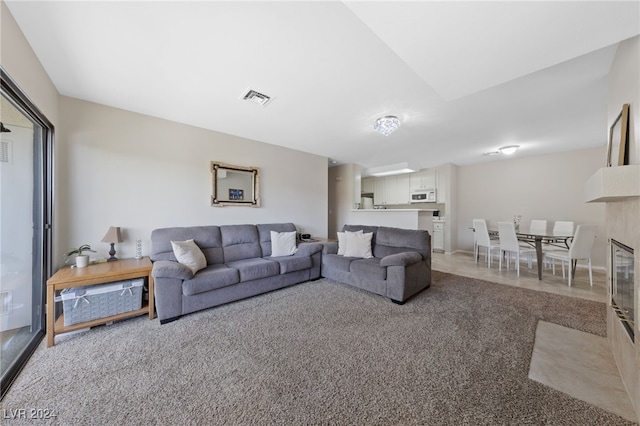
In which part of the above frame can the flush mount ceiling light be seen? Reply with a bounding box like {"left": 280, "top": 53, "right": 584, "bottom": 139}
{"left": 366, "top": 162, "right": 417, "bottom": 177}
{"left": 499, "top": 145, "right": 520, "bottom": 155}
{"left": 374, "top": 116, "right": 401, "bottom": 136}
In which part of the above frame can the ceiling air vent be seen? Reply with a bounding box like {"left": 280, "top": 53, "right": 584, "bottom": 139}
{"left": 240, "top": 88, "right": 272, "bottom": 107}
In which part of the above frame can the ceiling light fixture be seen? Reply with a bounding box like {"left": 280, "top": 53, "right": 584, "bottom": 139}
{"left": 366, "top": 162, "right": 417, "bottom": 177}
{"left": 374, "top": 116, "right": 401, "bottom": 136}
{"left": 499, "top": 145, "right": 519, "bottom": 155}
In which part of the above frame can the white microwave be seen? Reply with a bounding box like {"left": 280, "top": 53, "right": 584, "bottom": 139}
{"left": 411, "top": 190, "right": 436, "bottom": 203}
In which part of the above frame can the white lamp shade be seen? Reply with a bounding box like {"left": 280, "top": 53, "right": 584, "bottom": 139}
{"left": 101, "top": 226, "right": 123, "bottom": 243}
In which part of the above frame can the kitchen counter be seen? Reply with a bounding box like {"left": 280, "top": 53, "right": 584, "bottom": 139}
{"left": 348, "top": 209, "right": 436, "bottom": 232}
{"left": 352, "top": 209, "right": 438, "bottom": 212}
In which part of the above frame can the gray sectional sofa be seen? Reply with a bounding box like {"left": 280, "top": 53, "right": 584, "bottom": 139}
{"left": 321, "top": 225, "right": 431, "bottom": 304}
{"left": 150, "top": 223, "right": 323, "bottom": 323}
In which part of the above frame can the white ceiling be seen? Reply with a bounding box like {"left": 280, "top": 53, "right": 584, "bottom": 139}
{"left": 5, "top": 1, "right": 640, "bottom": 172}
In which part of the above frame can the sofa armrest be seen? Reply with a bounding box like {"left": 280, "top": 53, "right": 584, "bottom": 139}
{"left": 296, "top": 242, "right": 323, "bottom": 257}
{"left": 380, "top": 252, "right": 422, "bottom": 267}
{"left": 322, "top": 241, "right": 338, "bottom": 255}
{"left": 152, "top": 260, "right": 193, "bottom": 280}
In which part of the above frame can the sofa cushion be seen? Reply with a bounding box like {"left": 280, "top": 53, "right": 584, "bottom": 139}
{"left": 349, "top": 258, "right": 387, "bottom": 281}
{"left": 151, "top": 226, "right": 224, "bottom": 264}
{"left": 337, "top": 230, "right": 362, "bottom": 255}
{"left": 226, "top": 258, "right": 280, "bottom": 282}
{"left": 344, "top": 232, "right": 373, "bottom": 258}
{"left": 221, "top": 224, "right": 262, "bottom": 262}
{"left": 270, "top": 255, "right": 312, "bottom": 274}
{"left": 171, "top": 239, "right": 207, "bottom": 274}
{"left": 374, "top": 226, "right": 430, "bottom": 259}
{"left": 257, "top": 223, "right": 297, "bottom": 256}
{"left": 342, "top": 225, "right": 378, "bottom": 247}
{"left": 182, "top": 264, "right": 240, "bottom": 296}
{"left": 322, "top": 253, "right": 357, "bottom": 272}
{"left": 270, "top": 231, "right": 298, "bottom": 257}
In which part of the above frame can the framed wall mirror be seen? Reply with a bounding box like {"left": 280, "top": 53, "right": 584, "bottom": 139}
{"left": 607, "top": 103, "right": 630, "bottom": 167}
{"left": 211, "top": 162, "right": 260, "bottom": 207}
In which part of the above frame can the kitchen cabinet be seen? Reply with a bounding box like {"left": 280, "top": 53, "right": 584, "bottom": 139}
{"left": 433, "top": 220, "right": 444, "bottom": 252}
{"left": 410, "top": 170, "right": 436, "bottom": 192}
{"left": 373, "top": 175, "right": 411, "bottom": 205}
{"left": 385, "top": 175, "right": 411, "bottom": 205}
{"left": 361, "top": 177, "right": 374, "bottom": 194}
{"left": 373, "top": 177, "right": 386, "bottom": 205}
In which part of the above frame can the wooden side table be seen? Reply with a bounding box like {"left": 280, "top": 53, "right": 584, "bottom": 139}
{"left": 46, "top": 257, "right": 154, "bottom": 347}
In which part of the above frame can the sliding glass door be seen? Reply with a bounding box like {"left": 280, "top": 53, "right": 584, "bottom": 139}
{"left": 1, "top": 68, "right": 53, "bottom": 398}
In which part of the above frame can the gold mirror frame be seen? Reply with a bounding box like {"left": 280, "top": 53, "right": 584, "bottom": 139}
{"left": 607, "top": 103, "right": 630, "bottom": 167}
{"left": 211, "top": 162, "right": 260, "bottom": 207}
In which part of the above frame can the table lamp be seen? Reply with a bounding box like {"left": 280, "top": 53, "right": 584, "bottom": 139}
{"left": 101, "top": 226, "right": 123, "bottom": 261}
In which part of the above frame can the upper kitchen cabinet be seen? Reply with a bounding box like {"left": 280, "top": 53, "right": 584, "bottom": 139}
{"left": 410, "top": 170, "right": 436, "bottom": 192}
{"left": 373, "top": 177, "right": 386, "bottom": 205}
{"left": 386, "top": 174, "right": 411, "bottom": 205}
{"left": 372, "top": 174, "right": 411, "bottom": 205}
{"left": 361, "top": 177, "right": 374, "bottom": 194}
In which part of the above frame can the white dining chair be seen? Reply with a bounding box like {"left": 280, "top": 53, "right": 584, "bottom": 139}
{"left": 498, "top": 222, "right": 536, "bottom": 276}
{"left": 529, "top": 220, "right": 547, "bottom": 234}
{"left": 543, "top": 221, "right": 575, "bottom": 268}
{"left": 472, "top": 219, "right": 500, "bottom": 268}
{"left": 522, "top": 220, "right": 547, "bottom": 268}
{"left": 553, "top": 221, "right": 575, "bottom": 235}
{"left": 544, "top": 224, "right": 596, "bottom": 287}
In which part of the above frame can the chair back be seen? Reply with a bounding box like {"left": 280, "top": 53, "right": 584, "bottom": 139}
{"left": 569, "top": 225, "right": 596, "bottom": 259}
{"left": 553, "top": 221, "right": 574, "bottom": 236}
{"left": 498, "top": 222, "right": 520, "bottom": 252}
{"left": 529, "top": 220, "right": 547, "bottom": 235}
{"left": 472, "top": 219, "right": 491, "bottom": 247}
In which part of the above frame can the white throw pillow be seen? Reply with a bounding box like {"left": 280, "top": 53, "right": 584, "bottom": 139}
{"left": 270, "top": 231, "right": 298, "bottom": 257}
{"left": 171, "top": 239, "right": 207, "bottom": 274}
{"left": 337, "top": 230, "right": 363, "bottom": 255}
{"left": 344, "top": 232, "right": 373, "bottom": 258}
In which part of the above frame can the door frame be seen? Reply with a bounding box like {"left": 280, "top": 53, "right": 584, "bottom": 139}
{"left": 1, "top": 66, "right": 54, "bottom": 399}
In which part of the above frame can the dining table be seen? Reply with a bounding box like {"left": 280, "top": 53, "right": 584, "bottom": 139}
{"left": 487, "top": 226, "right": 574, "bottom": 280}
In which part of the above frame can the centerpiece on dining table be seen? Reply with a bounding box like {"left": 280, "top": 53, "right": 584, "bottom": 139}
{"left": 513, "top": 215, "right": 522, "bottom": 232}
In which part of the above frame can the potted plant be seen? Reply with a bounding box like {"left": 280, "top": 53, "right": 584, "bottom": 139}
{"left": 66, "top": 244, "right": 96, "bottom": 268}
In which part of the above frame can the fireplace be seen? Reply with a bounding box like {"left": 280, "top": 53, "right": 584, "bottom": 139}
{"left": 611, "top": 239, "right": 635, "bottom": 342}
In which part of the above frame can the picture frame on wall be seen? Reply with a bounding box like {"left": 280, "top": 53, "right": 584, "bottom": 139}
{"left": 607, "top": 103, "right": 630, "bottom": 167}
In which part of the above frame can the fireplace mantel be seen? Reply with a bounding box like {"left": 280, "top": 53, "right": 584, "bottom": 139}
{"left": 584, "top": 165, "right": 640, "bottom": 203}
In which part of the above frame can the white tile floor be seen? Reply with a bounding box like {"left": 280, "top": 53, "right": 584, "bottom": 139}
{"left": 432, "top": 251, "right": 606, "bottom": 303}
{"left": 432, "top": 251, "right": 638, "bottom": 423}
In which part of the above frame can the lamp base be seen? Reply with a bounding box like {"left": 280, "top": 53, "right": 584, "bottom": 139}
{"left": 107, "top": 243, "right": 118, "bottom": 261}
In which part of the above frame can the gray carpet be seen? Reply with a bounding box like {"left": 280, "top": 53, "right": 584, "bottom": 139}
{"left": 1, "top": 271, "right": 635, "bottom": 425}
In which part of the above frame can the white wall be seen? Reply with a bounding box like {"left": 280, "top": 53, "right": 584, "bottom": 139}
{"left": 609, "top": 36, "right": 639, "bottom": 165}
{"left": 57, "top": 97, "right": 328, "bottom": 267}
{"left": 456, "top": 147, "right": 607, "bottom": 267}
{"left": 0, "top": 2, "right": 59, "bottom": 125}
{"left": 328, "top": 163, "right": 359, "bottom": 238}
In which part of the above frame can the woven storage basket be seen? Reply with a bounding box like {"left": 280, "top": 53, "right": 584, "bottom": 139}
{"left": 58, "top": 278, "right": 143, "bottom": 326}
